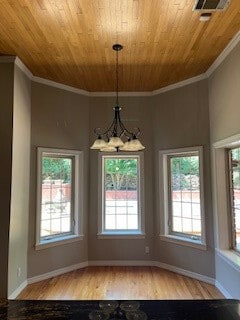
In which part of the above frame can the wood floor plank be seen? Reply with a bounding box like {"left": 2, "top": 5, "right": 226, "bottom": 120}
{"left": 17, "top": 266, "right": 224, "bottom": 300}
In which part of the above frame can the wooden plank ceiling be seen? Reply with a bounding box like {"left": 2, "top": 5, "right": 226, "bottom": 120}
{"left": 0, "top": 0, "right": 240, "bottom": 92}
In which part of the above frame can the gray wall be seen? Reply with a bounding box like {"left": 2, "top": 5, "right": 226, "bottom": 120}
{"left": 209, "top": 42, "right": 240, "bottom": 297}
{"left": 0, "top": 62, "right": 14, "bottom": 298}
{"left": 8, "top": 65, "right": 31, "bottom": 296}
{"left": 88, "top": 96, "right": 154, "bottom": 261}
{"left": 209, "top": 43, "right": 240, "bottom": 141}
{"left": 2, "top": 43, "right": 239, "bottom": 296}
{"left": 153, "top": 80, "right": 215, "bottom": 278}
{"left": 27, "top": 86, "right": 215, "bottom": 277}
{"left": 24, "top": 82, "right": 216, "bottom": 278}
{"left": 28, "top": 83, "right": 89, "bottom": 278}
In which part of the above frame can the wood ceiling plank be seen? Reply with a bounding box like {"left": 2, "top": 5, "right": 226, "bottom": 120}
{"left": 0, "top": 0, "right": 239, "bottom": 91}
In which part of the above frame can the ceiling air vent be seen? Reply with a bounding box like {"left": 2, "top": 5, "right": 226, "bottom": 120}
{"left": 193, "top": 0, "right": 230, "bottom": 11}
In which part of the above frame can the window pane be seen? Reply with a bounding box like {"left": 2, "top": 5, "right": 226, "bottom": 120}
{"left": 105, "top": 215, "right": 116, "bottom": 229}
{"left": 62, "top": 217, "right": 71, "bottom": 232}
{"left": 229, "top": 147, "right": 240, "bottom": 252}
{"left": 41, "top": 220, "right": 51, "bottom": 237}
{"left": 40, "top": 156, "right": 72, "bottom": 239}
{"left": 170, "top": 153, "right": 202, "bottom": 238}
{"left": 116, "top": 215, "right": 127, "bottom": 229}
{"left": 128, "top": 215, "right": 138, "bottom": 229}
{"left": 104, "top": 157, "right": 139, "bottom": 231}
{"left": 172, "top": 217, "right": 182, "bottom": 232}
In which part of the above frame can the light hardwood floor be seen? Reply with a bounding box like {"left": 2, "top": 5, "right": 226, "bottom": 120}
{"left": 18, "top": 267, "right": 224, "bottom": 300}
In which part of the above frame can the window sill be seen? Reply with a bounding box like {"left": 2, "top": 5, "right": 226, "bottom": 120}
{"left": 97, "top": 231, "right": 146, "bottom": 239}
{"left": 216, "top": 249, "right": 240, "bottom": 272}
{"left": 159, "top": 234, "right": 207, "bottom": 250}
{"left": 35, "top": 234, "right": 84, "bottom": 250}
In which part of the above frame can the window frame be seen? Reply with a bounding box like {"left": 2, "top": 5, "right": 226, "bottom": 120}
{"left": 97, "top": 152, "right": 145, "bottom": 239}
{"left": 35, "top": 147, "right": 84, "bottom": 250}
{"left": 159, "top": 146, "right": 206, "bottom": 249}
{"left": 212, "top": 133, "right": 240, "bottom": 271}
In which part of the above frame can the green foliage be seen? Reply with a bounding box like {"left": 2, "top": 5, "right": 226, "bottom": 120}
{"left": 230, "top": 148, "right": 240, "bottom": 189}
{"left": 105, "top": 158, "right": 137, "bottom": 190}
{"left": 231, "top": 148, "right": 240, "bottom": 161}
{"left": 42, "top": 157, "right": 71, "bottom": 183}
{"left": 171, "top": 156, "right": 199, "bottom": 191}
{"left": 171, "top": 156, "right": 199, "bottom": 176}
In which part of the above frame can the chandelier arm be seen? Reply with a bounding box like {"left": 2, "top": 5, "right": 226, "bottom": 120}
{"left": 118, "top": 120, "right": 128, "bottom": 136}
{"left": 102, "top": 119, "right": 116, "bottom": 137}
{"left": 121, "top": 129, "right": 132, "bottom": 140}
{"left": 120, "top": 125, "right": 141, "bottom": 138}
{"left": 94, "top": 127, "right": 105, "bottom": 136}
{"left": 118, "top": 120, "right": 134, "bottom": 137}
{"left": 123, "top": 128, "right": 134, "bottom": 137}
{"left": 132, "top": 127, "right": 141, "bottom": 137}
{"left": 94, "top": 117, "right": 116, "bottom": 138}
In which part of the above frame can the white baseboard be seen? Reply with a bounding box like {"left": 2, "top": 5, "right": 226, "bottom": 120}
{"left": 215, "top": 280, "right": 233, "bottom": 298}
{"left": 8, "top": 280, "right": 28, "bottom": 299}
{"left": 28, "top": 260, "right": 215, "bottom": 286}
{"left": 27, "top": 261, "right": 88, "bottom": 284}
{"left": 152, "top": 261, "right": 215, "bottom": 285}
{"left": 88, "top": 260, "right": 152, "bottom": 267}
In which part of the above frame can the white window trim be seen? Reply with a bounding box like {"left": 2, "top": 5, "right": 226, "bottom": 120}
{"left": 35, "top": 147, "right": 84, "bottom": 250}
{"left": 159, "top": 146, "right": 206, "bottom": 249}
{"left": 97, "top": 152, "right": 145, "bottom": 238}
{"left": 212, "top": 133, "right": 240, "bottom": 269}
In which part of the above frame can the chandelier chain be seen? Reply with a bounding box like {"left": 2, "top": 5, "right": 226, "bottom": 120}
{"left": 116, "top": 46, "right": 119, "bottom": 106}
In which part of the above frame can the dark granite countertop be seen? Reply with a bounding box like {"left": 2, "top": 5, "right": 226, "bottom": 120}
{"left": 0, "top": 299, "right": 240, "bottom": 319}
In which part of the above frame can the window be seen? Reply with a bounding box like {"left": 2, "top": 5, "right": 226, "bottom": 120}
{"left": 159, "top": 146, "right": 205, "bottom": 247}
{"left": 36, "top": 148, "right": 83, "bottom": 249}
{"left": 98, "top": 154, "right": 145, "bottom": 237}
{"left": 212, "top": 134, "right": 240, "bottom": 269}
{"left": 228, "top": 147, "right": 240, "bottom": 253}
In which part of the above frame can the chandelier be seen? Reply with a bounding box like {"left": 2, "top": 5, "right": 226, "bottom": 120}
{"left": 90, "top": 44, "right": 145, "bottom": 152}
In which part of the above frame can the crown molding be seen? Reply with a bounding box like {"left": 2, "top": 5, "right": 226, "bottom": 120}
{"left": 212, "top": 133, "right": 240, "bottom": 149}
{"left": 33, "top": 76, "right": 90, "bottom": 96}
{"left": 3, "top": 27, "right": 240, "bottom": 96}
{"left": 206, "top": 29, "right": 240, "bottom": 77}
{"left": 15, "top": 56, "right": 33, "bottom": 79}
{"left": 152, "top": 74, "right": 207, "bottom": 95}
{"left": 0, "top": 56, "right": 208, "bottom": 96}
{"left": 90, "top": 91, "right": 152, "bottom": 97}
